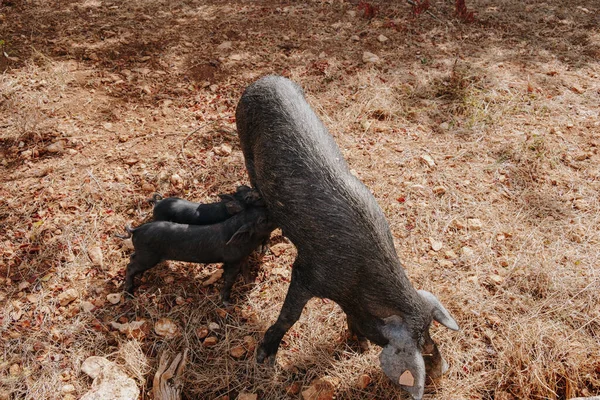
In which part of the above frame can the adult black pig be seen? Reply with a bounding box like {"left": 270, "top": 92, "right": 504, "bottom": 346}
{"left": 236, "top": 76, "right": 458, "bottom": 400}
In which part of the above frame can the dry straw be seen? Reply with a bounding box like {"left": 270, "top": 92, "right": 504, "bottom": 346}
{"left": 1, "top": 0, "right": 599, "bottom": 399}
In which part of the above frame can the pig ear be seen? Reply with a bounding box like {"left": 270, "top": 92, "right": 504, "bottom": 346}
{"left": 418, "top": 290, "right": 459, "bottom": 331}
{"left": 380, "top": 317, "right": 426, "bottom": 400}
{"left": 226, "top": 224, "right": 252, "bottom": 246}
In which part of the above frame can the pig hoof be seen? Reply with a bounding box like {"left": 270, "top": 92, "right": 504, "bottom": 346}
{"left": 358, "top": 339, "right": 370, "bottom": 353}
{"left": 256, "top": 347, "right": 267, "bottom": 363}
{"left": 256, "top": 346, "right": 275, "bottom": 365}
{"left": 242, "top": 272, "right": 254, "bottom": 284}
{"left": 220, "top": 293, "right": 232, "bottom": 307}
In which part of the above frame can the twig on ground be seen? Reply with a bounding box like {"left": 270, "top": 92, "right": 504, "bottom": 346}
{"left": 406, "top": 0, "right": 444, "bottom": 23}
{"left": 153, "top": 349, "right": 188, "bottom": 400}
{"left": 87, "top": 169, "right": 106, "bottom": 194}
{"left": 180, "top": 122, "right": 211, "bottom": 174}
{"left": 120, "top": 132, "right": 182, "bottom": 150}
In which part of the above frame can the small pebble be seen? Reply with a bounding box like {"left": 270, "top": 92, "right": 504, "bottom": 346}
{"left": 62, "top": 384, "right": 76, "bottom": 394}
{"left": 357, "top": 374, "right": 371, "bottom": 389}
{"left": 106, "top": 293, "right": 121, "bottom": 305}
{"left": 362, "top": 51, "right": 380, "bottom": 63}
{"left": 196, "top": 326, "right": 209, "bottom": 339}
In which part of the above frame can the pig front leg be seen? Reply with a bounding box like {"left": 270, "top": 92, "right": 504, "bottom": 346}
{"left": 257, "top": 265, "right": 312, "bottom": 364}
{"left": 346, "top": 314, "right": 370, "bottom": 353}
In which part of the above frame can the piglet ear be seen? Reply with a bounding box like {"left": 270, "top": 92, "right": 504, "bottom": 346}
{"left": 219, "top": 194, "right": 244, "bottom": 215}
{"left": 250, "top": 197, "right": 266, "bottom": 207}
{"left": 225, "top": 200, "right": 244, "bottom": 215}
{"left": 236, "top": 185, "right": 252, "bottom": 193}
{"left": 226, "top": 224, "right": 252, "bottom": 246}
{"left": 218, "top": 194, "right": 236, "bottom": 202}
{"left": 380, "top": 317, "right": 426, "bottom": 400}
{"left": 245, "top": 191, "right": 265, "bottom": 206}
{"left": 148, "top": 193, "right": 163, "bottom": 205}
{"left": 418, "top": 290, "right": 459, "bottom": 331}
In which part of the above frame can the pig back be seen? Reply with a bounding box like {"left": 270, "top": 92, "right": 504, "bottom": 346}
{"left": 236, "top": 76, "right": 399, "bottom": 274}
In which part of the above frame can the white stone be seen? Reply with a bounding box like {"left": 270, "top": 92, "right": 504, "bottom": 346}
{"left": 81, "top": 356, "right": 113, "bottom": 379}
{"left": 58, "top": 288, "right": 78, "bottom": 306}
{"left": 154, "top": 318, "right": 180, "bottom": 339}
{"left": 362, "top": 51, "right": 380, "bottom": 63}
{"left": 46, "top": 141, "right": 65, "bottom": 153}
{"left": 429, "top": 238, "right": 443, "bottom": 252}
{"left": 202, "top": 269, "right": 223, "bottom": 286}
{"left": 217, "top": 41, "right": 232, "bottom": 50}
{"left": 62, "top": 384, "right": 76, "bottom": 394}
{"left": 81, "top": 301, "right": 95, "bottom": 312}
{"left": 109, "top": 320, "right": 147, "bottom": 339}
{"left": 213, "top": 144, "right": 232, "bottom": 156}
{"left": 80, "top": 360, "right": 139, "bottom": 400}
{"left": 467, "top": 218, "right": 483, "bottom": 230}
{"left": 20, "top": 150, "right": 32, "bottom": 159}
{"left": 88, "top": 246, "right": 103, "bottom": 267}
{"left": 419, "top": 154, "right": 435, "bottom": 168}
{"left": 461, "top": 246, "right": 475, "bottom": 257}
{"left": 170, "top": 173, "right": 183, "bottom": 186}
{"left": 106, "top": 293, "right": 121, "bottom": 305}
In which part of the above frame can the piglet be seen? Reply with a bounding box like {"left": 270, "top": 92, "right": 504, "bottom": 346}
{"left": 120, "top": 205, "right": 275, "bottom": 305}
{"left": 150, "top": 185, "right": 262, "bottom": 225}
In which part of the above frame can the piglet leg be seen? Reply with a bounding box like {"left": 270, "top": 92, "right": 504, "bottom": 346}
{"left": 220, "top": 261, "right": 243, "bottom": 306}
{"left": 124, "top": 254, "right": 160, "bottom": 296}
{"left": 124, "top": 259, "right": 139, "bottom": 296}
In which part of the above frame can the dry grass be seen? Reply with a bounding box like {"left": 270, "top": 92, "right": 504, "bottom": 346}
{"left": 1, "top": 0, "right": 600, "bottom": 399}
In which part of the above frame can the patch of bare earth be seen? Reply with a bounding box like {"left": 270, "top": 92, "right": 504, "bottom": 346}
{"left": 1, "top": 0, "right": 599, "bottom": 399}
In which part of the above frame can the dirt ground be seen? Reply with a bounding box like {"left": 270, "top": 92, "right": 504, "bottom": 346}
{"left": 1, "top": 0, "right": 599, "bottom": 399}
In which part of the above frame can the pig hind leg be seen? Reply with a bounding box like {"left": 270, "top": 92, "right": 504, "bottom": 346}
{"left": 124, "top": 252, "right": 161, "bottom": 296}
